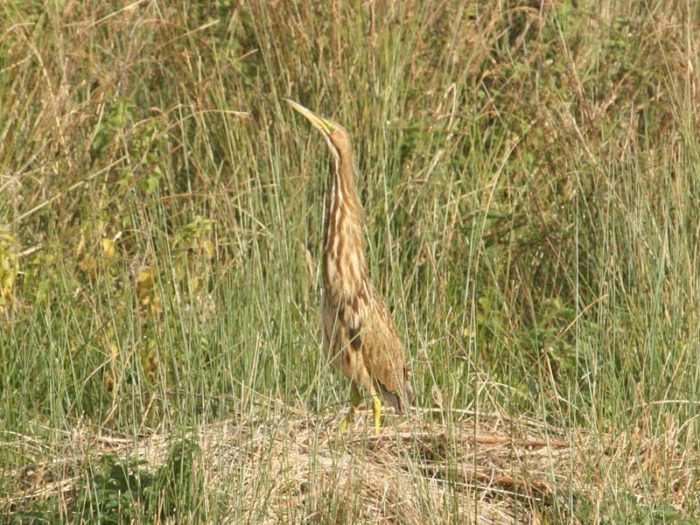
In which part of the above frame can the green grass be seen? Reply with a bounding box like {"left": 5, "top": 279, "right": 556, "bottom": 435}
{"left": 1, "top": 1, "right": 699, "bottom": 522}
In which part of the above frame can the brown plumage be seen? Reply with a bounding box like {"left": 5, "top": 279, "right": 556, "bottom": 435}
{"left": 287, "top": 99, "right": 412, "bottom": 430}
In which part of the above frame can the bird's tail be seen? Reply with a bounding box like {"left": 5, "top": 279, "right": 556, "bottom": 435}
{"left": 377, "top": 380, "right": 413, "bottom": 415}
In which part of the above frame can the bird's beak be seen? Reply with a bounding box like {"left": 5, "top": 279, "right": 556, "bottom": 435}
{"left": 286, "top": 99, "right": 335, "bottom": 136}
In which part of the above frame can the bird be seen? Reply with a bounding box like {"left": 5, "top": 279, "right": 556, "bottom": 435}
{"left": 286, "top": 98, "right": 412, "bottom": 432}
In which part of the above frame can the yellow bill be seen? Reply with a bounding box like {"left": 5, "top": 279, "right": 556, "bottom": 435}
{"left": 286, "top": 98, "right": 335, "bottom": 135}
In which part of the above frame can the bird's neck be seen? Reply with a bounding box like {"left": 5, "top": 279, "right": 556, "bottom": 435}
{"left": 333, "top": 154, "right": 361, "bottom": 213}
{"left": 323, "top": 153, "right": 368, "bottom": 301}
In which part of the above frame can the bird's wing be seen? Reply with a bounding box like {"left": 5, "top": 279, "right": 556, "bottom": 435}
{"left": 360, "top": 297, "right": 411, "bottom": 413}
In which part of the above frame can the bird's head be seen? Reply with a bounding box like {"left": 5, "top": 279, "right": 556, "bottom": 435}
{"left": 286, "top": 99, "right": 352, "bottom": 160}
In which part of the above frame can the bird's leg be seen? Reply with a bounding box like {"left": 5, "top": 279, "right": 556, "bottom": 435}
{"left": 372, "top": 395, "right": 382, "bottom": 434}
{"left": 339, "top": 383, "right": 363, "bottom": 432}
{"left": 351, "top": 383, "right": 363, "bottom": 409}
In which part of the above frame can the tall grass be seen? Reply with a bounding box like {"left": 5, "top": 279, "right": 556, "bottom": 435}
{"left": 1, "top": 1, "right": 699, "bottom": 522}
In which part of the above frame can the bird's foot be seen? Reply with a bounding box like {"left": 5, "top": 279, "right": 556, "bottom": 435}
{"left": 339, "top": 384, "right": 364, "bottom": 432}
{"left": 339, "top": 406, "right": 355, "bottom": 432}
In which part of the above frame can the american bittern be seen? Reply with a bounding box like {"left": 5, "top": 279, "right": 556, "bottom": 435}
{"left": 287, "top": 99, "right": 412, "bottom": 432}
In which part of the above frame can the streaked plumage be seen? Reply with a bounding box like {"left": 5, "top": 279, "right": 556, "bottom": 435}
{"left": 287, "top": 99, "right": 412, "bottom": 431}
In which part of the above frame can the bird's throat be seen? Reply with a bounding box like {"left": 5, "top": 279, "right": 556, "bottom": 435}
{"left": 323, "top": 156, "right": 367, "bottom": 301}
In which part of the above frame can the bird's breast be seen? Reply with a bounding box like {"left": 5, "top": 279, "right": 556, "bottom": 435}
{"left": 323, "top": 248, "right": 366, "bottom": 301}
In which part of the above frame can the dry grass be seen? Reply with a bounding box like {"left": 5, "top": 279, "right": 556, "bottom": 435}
{"left": 5, "top": 404, "right": 697, "bottom": 523}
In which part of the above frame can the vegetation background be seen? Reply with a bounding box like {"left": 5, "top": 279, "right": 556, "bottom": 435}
{"left": 1, "top": 0, "right": 698, "bottom": 523}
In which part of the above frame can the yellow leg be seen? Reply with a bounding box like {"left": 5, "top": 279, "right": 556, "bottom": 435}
{"left": 351, "top": 383, "right": 363, "bottom": 408}
{"left": 339, "top": 384, "right": 363, "bottom": 432}
{"left": 372, "top": 395, "right": 382, "bottom": 434}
